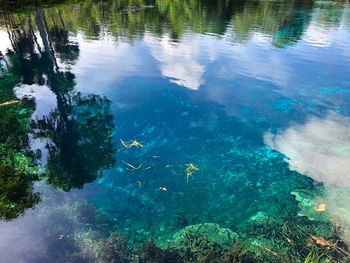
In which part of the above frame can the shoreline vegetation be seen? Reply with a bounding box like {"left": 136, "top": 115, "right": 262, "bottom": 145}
{"left": 1, "top": 0, "right": 350, "bottom": 262}
{"left": 0, "top": 0, "right": 80, "bottom": 11}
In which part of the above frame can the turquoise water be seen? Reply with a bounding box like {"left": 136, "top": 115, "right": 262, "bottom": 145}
{"left": 0, "top": 0, "right": 350, "bottom": 262}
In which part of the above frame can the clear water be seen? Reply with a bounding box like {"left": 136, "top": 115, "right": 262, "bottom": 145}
{"left": 0, "top": 0, "right": 350, "bottom": 262}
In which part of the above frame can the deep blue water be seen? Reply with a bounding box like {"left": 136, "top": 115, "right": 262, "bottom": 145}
{"left": 0, "top": 0, "right": 350, "bottom": 262}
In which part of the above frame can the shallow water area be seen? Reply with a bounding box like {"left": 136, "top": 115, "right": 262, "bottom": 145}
{"left": 0, "top": 0, "right": 350, "bottom": 262}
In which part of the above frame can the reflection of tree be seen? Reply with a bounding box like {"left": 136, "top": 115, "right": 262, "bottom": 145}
{"left": 0, "top": 53, "right": 40, "bottom": 220}
{"left": 15, "top": 0, "right": 317, "bottom": 47}
{"left": 229, "top": 0, "right": 314, "bottom": 47}
{"left": 0, "top": 146, "right": 40, "bottom": 220}
{"left": 33, "top": 10, "right": 116, "bottom": 191}
{"left": 4, "top": 0, "right": 349, "bottom": 46}
{"left": 48, "top": 20, "right": 80, "bottom": 64}
{"left": 315, "top": 1, "right": 345, "bottom": 26}
{"left": 1, "top": 10, "right": 116, "bottom": 198}
{"left": 37, "top": 93, "right": 116, "bottom": 191}
{"left": 272, "top": 2, "right": 313, "bottom": 48}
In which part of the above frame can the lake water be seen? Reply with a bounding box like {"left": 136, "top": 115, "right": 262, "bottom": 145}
{"left": 0, "top": 0, "right": 350, "bottom": 262}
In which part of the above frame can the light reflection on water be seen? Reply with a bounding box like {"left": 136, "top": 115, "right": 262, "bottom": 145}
{"left": 0, "top": 0, "right": 350, "bottom": 262}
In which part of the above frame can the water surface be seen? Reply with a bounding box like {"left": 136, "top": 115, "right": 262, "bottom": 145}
{"left": 0, "top": 0, "right": 350, "bottom": 262}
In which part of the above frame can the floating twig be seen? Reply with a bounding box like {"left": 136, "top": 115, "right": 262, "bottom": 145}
{"left": 0, "top": 100, "right": 19, "bottom": 107}
{"left": 122, "top": 161, "right": 143, "bottom": 170}
{"left": 120, "top": 138, "right": 144, "bottom": 148}
{"left": 185, "top": 163, "right": 199, "bottom": 182}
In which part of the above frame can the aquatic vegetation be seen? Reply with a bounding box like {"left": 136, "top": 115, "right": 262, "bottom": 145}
{"left": 0, "top": 146, "right": 40, "bottom": 220}
{"left": 221, "top": 242, "right": 259, "bottom": 263}
{"left": 97, "top": 233, "right": 132, "bottom": 263}
{"left": 138, "top": 240, "right": 183, "bottom": 263}
{"left": 0, "top": 56, "right": 40, "bottom": 220}
{"left": 0, "top": 0, "right": 350, "bottom": 262}
{"left": 239, "top": 214, "right": 348, "bottom": 262}
{"left": 303, "top": 250, "right": 325, "bottom": 263}
{"left": 168, "top": 223, "right": 239, "bottom": 249}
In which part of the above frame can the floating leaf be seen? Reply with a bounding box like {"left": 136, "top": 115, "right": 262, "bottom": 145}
{"left": 311, "top": 236, "right": 331, "bottom": 247}
{"left": 314, "top": 203, "right": 326, "bottom": 212}
{"left": 185, "top": 163, "right": 199, "bottom": 182}
{"left": 120, "top": 138, "right": 144, "bottom": 148}
{"left": 122, "top": 161, "right": 143, "bottom": 170}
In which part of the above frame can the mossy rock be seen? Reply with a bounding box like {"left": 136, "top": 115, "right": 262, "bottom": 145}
{"left": 168, "top": 223, "right": 239, "bottom": 249}
{"left": 246, "top": 211, "right": 272, "bottom": 225}
{"left": 291, "top": 191, "right": 328, "bottom": 221}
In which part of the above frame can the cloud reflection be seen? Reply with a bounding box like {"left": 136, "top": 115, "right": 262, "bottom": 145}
{"left": 264, "top": 112, "right": 350, "bottom": 244}
{"left": 145, "top": 34, "right": 205, "bottom": 90}
{"left": 264, "top": 112, "right": 350, "bottom": 186}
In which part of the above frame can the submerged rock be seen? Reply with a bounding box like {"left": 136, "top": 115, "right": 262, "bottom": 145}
{"left": 246, "top": 211, "right": 271, "bottom": 225}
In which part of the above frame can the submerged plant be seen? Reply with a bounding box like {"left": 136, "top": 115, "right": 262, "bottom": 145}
{"left": 0, "top": 145, "right": 40, "bottom": 220}
{"left": 138, "top": 240, "right": 183, "bottom": 263}
{"left": 222, "top": 242, "right": 259, "bottom": 263}
{"left": 120, "top": 138, "right": 144, "bottom": 148}
{"left": 185, "top": 163, "right": 199, "bottom": 182}
{"left": 0, "top": 57, "right": 40, "bottom": 220}
{"left": 122, "top": 160, "right": 144, "bottom": 170}
{"left": 240, "top": 215, "right": 349, "bottom": 262}
{"left": 98, "top": 233, "right": 132, "bottom": 263}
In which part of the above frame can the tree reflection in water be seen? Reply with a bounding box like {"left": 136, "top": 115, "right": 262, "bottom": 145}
{"left": 0, "top": 1, "right": 349, "bottom": 262}
{"left": 0, "top": 8, "right": 116, "bottom": 218}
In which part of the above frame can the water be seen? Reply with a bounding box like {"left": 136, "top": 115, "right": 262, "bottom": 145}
{"left": 0, "top": 0, "right": 350, "bottom": 262}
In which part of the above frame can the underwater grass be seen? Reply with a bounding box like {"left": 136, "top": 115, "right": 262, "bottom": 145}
{"left": 35, "top": 197, "right": 350, "bottom": 263}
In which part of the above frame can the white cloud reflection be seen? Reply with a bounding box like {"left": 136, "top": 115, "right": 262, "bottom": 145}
{"left": 264, "top": 112, "right": 350, "bottom": 186}
{"left": 303, "top": 22, "right": 335, "bottom": 48}
{"left": 0, "top": 30, "right": 12, "bottom": 54}
{"left": 15, "top": 84, "right": 57, "bottom": 167}
{"left": 15, "top": 84, "right": 57, "bottom": 118}
{"left": 145, "top": 34, "right": 205, "bottom": 90}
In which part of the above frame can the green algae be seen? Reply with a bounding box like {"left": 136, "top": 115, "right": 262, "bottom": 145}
{"left": 167, "top": 223, "right": 239, "bottom": 250}
{"left": 20, "top": 191, "right": 349, "bottom": 263}
{"left": 0, "top": 146, "right": 40, "bottom": 220}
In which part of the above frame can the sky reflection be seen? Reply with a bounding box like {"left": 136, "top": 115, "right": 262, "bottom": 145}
{"left": 0, "top": 0, "right": 350, "bottom": 261}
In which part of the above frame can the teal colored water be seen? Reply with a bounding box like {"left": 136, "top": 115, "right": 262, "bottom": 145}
{"left": 0, "top": 0, "right": 350, "bottom": 262}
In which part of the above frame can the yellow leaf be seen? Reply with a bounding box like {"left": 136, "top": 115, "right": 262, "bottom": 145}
{"left": 314, "top": 203, "right": 326, "bottom": 212}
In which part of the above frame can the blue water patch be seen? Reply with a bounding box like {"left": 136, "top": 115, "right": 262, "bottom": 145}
{"left": 0, "top": 0, "right": 350, "bottom": 262}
